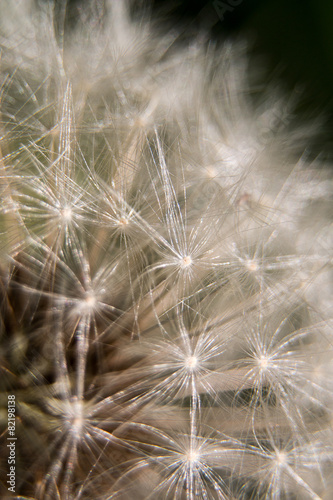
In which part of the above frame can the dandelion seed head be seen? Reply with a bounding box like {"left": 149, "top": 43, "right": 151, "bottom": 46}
{"left": 60, "top": 206, "right": 73, "bottom": 222}
{"left": 275, "top": 450, "right": 287, "bottom": 468}
{"left": 75, "top": 292, "right": 97, "bottom": 314}
{"left": 85, "top": 293, "right": 96, "bottom": 307}
{"left": 1, "top": 1, "right": 332, "bottom": 498}
{"left": 185, "top": 355, "right": 198, "bottom": 371}
{"left": 64, "top": 398, "right": 84, "bottom": 439}
{"left": 246, "top": 259, "right": 259, "bottom": 272}
{"left": 257, "top": 354, "right": 270, "bottom": 372}
{"left": 180, "top": 255, "right": 193, "bottom": 268}
{"left": 185, "top": 449, "right": 201, "bottom": 465}
{"left": 54, "top": 204, "right": 73, "bottom": 226}
{"left": 117, "top": 216, "right": 129, "bottom": 226}
{"left": 84, "top": 292, "right": 96, "bottom": 308}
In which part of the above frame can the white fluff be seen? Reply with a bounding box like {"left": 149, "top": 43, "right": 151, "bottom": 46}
{"left": 0, "top": 1, "right": 332, "bottom": 499}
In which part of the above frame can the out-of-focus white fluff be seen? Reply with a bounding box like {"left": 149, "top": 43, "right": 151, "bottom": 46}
{"left": 0, "top": 1, "right": 332, "bottom": 499}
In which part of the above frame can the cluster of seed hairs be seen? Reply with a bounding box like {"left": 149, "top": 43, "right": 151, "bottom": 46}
{"left": 0, "top": 0, "right": 333, "bottom": 499}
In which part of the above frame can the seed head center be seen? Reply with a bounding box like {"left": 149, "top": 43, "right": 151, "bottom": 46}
{"left": 258, "top": 355, "right": 269, "bottom": 371}
{"left": 247, "top": 259, "right": 258, "bottom": 272}
{"left": 181, "top": 255, "right": 193, "bottom": 268}
{"left": 61, "top": 206, "right": 72, "bottom": 221}
{"left": 185, "top": 355, "right": 198, "bottom": 371}
{"left": 186, "top": 449, "right": 200, "bottom": 464}
{"left": 275, "top": 451, "right": 287, "bottom": 467}
{"left": 85, "top": 294, "right": 96, "bottom": 308}
{"left": 118, "top": 217, "right": 129, "bottom": 226}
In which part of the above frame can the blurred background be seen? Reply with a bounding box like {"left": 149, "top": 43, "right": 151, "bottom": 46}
{"left": 63, "top": 0, "right": 333, "bottom": 154}
{"left": 152, "top": 0, "right": 333, "bottom": 152}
